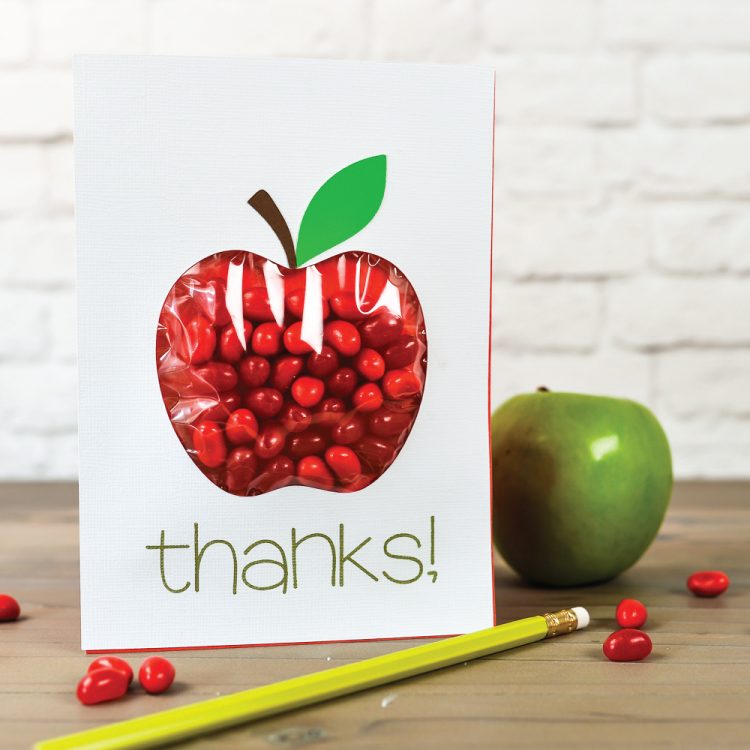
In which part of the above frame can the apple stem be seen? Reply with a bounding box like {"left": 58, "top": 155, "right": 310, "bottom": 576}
{"left": 248, "top": 190, "right": 296, "bottom": 268}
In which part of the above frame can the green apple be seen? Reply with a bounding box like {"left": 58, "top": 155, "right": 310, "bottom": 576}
{"left": 491, "top": 389, "right": 672, "bottom": 587}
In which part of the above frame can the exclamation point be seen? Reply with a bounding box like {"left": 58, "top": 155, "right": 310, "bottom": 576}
{"left": 427, "top": 515, "right": 437, "bottom": 582}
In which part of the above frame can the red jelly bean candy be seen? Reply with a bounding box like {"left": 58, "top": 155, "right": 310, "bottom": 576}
{"left": 225, "top": 447, "right": 259, "bottom": 494}
{"left": 288, "top": 429, "right": 327, "bottom": 459}
{"left": 242, "top": 287, "right": 274, "bottom": 321}
{"left": 262, "top": 455, "right": 295, "bottom": 491}
{"left": 238, "top": 355, "right": 271, "bottom": 388}
{"left": 687, "top": 570, "right": 730, "bottom": 597}
{"left": 184, "top": 316, "right": 216, "bottom": 364}
{"left": 195, "top": 362, "right": 239, "bottom": 392}
{"left": 329, "top": 291, "right": 367, "bottom": 320}
{"left": 306, "top": 346, "right": 339, "bottom": 378}
{"left": 0, "top": 594, "right": 20, "bottom": 622}
{"left": 314, "top": 397, "right": 347, "bottom": 426}
{"left": 252, "top": 323, "right": 283, "bottom": 357}
{"left": 88, "top": 656, "right": 134, "bottom": 686}
{"left": 331, "top": 413, "right": 366, "bottom": 445}
{"left": 297, "top": 456, "right": 335, "bottom": 489}
{"left": 326, "top": 367, "right": 357, "bottom": 398}
{"left": 285, "top": 290, "right": 329, "bottom": 320}
{"left": 280, "top": 403, "right": 313, "bottom": 434}
{"left": 383, "top": 336, "right": 419, "bottom": 369}
{"left": 352, "top": 383, "right": 384, "bottom": 413}
{"left": 355, "top": 348, "right": 386, "bottom": 381}
{"left": 283, "top": 321, "right": 315, "bottom": 355}
{"left": 77, "top": 668, "right": 129, "bottom": 705}
{"left": 325, "top": 446, "right": 362, "bottom": 484}
{"left": 225, "top": 409, "right": 259, "bottom": 445}
{"left": 291, "top": 376, "right": 325, "bottom": 408}
{"left": 616, "top": 598, "right": 648, "bottom": 629}
{"left": 603, "top": 629, "right": 652, "bottom": 662}
{"left": 270, "top": 355, "right": 304, "bottom": 391}
{"left": 254, "top": 423, "right": 287, "bottom": 460}
{"left": 323, "top": 320, "right": 361, "bottom": 356}
{"left": 360, "top": 312, "right": 403, "bottom": 349}
{"left": 139, "top": 657, "right": 175, "bottom": 695}
{"left": 382, "top": 369, "right": 421, "bottom": 401}
{"left": 246, "top": 387, "right": 284, "bottom": 419}
{"left": 193, "top": 421, "right": 227, "bottom": 468}
{"left": 218, "top": 321, "right": 252, "bottom": 363}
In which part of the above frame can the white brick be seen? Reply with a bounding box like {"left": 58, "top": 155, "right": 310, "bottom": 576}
{"left": 656, "top": 351, "right": 750, "bottom": 418}
{"left": 645, "top": 55, "right": 750, "bottom": 123}
{"left": 658, "top": 414, "right": 750, "bottom": 479}
{"left": 494, "top": 200, "right": 648, "bottom": 278}
{"left": 493, "top": 282, "right": 600, "bottom": 352}
{"left": 0, "top": 146, "right": 45, "bottom": 215}
{"left": 495, "top": 128, "right": 597, "bottom": 196}
{"left": 653, "top": 203, "right": 750, "bottom": 273}
{"left": 0, "top": 70, "right": 73, "bottom": 139}
{"left": 149, "top": 0, "right": 367, "bottom": 58}
{"left": 599, "top": 128, "right": 750, "bottom": 197}
{"left": 491, "top": 350, "right": 651, "bottom": 407}
{"left": 495, "top": 55, "right": 637, "bottom": 125}
{"left": 0, "top": 290, "right": 51, "bottom": 360}
{"left": 45, "top": 142, "right": 75, "bottom": 214}
{"left": 0, "top": 217, "right": 75, "bottom": 287}
{"left": 610, "top": 278, "right": 750, "bottom": 349}
{"left": 0, "top": 431, "right": 77, "bottom": 480}
{"left": 482, "top": 0, "right": 595, "bottom": 50}
{"left": 0, "top": 0, "right": 31, "bottom": 63}
{"left": 37, "top": 0, "right": 144, "bottom": 63}
{"left": 0, "top": 363, "right": 77, "bottom": 433}
{"left": 371, "top": 0, "right": 476, "bottom": 62}
{"left": 48, "top": 289, "right": 77, "bottom": 363}
{"left": 603, "top": 0, "right": 750, "bottom": 49}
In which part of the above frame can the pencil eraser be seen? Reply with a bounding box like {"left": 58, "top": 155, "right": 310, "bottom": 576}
{"left": 572, "top": 607, "right": 590, "bottom": 629}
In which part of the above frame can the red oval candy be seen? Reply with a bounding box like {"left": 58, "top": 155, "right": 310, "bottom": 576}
{"left": 77, "top": 667, "right": 129, "bottom": 705}
{"left": 88, "top": 656, "right": 134, "bottom": 686}
{"left": 0, "top": 594, "right": 21, "bottom": 622}
{"left": 139, "top": 657, "right": 175, "bottom": 695}
{"left": 603, "top": 628, "right": 652, "bottom": 662}
{"left": 687, "top": 570, "right": 729, "bottom": 597}
{"left": 615, "top": 598, "right": 648, "bottom": 629}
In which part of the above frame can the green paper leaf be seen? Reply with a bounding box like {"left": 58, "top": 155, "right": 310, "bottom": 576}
{"left": 296, "top": 155, "right": 387, "bottom": 266}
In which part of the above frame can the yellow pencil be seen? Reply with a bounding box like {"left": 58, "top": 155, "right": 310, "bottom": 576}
{"left": 36, "top": 607, "right": 589, "bottom": 750}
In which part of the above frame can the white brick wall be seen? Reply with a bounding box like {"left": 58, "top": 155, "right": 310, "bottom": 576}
{"left": 0, "top": 0, "right": 748, "bottom": 479}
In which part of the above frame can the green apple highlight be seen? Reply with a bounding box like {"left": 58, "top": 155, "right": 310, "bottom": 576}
{"left": 491, "top": 390, "right": 672, "bottom": 587}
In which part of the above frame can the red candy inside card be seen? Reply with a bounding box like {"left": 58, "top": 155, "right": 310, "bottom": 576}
{"left": 156, "top": 250, "right": 427, "bottom": 496}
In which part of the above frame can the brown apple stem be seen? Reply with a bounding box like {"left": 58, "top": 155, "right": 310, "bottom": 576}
{"left": 248, "top": 190, "right": 296, "bottom": 268}
{"left": 537, "top": 386, "right": 550, "bottom": 392}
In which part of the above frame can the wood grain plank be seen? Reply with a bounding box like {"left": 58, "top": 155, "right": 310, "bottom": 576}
{"left": 0, "top": 481, "right": 747, "bottom": 749}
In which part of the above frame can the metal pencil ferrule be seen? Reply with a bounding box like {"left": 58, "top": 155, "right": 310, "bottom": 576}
{"left": 543, "top": 608, "right": 578, "bottom": 637}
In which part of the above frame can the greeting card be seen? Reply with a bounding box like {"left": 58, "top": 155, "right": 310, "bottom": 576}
{"left": 74, "top": 56, "right": 495, "bottom": 650}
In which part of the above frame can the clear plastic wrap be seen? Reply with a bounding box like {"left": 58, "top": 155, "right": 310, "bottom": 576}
{"left": 156, "top": 250, "right": 427, "bottom": 496}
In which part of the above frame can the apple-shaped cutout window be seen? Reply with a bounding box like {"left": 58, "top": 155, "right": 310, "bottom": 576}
{"left": 156, "top": 157, "right": 427, "bottom": 496}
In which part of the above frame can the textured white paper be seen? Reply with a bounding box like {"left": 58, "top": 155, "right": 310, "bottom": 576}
{"left": 75, "top": 56, "right": 494, "bottom": 650}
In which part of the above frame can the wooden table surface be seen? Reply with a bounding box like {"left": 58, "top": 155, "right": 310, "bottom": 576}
{"left": 0, "top": 481, "right": 748, "bottom": 750}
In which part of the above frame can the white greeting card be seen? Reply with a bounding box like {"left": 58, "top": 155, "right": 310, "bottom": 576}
{"left": 75, "top": 56, "right": 495, "bottom": 651}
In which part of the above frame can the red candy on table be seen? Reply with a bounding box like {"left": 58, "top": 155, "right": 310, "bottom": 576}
{"left": 687, "top": 570, "right": 730, "bottom": 597}
{"left": 139, "top": 657, "right": 176, "bottom": 695}
{"left": 0, "top": 594, "right": 20, "bottom": 622}
{"left": 156, "top": 251, "right": 427, "bottom": 496}
{"left": 615, "top": 598, "right": 648, "bottom": 628}
{"left": 77, "top": 668, "right": 130, "bottom": 705}
{"left": 603, "top": 629, "right": 653, "bottom": 662}
{"left": 88, "top": 656, "right": 134, "bottom": 685}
